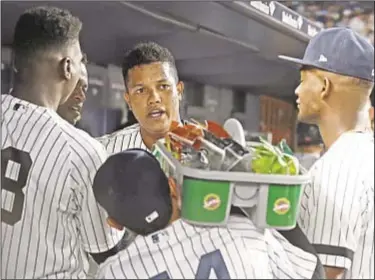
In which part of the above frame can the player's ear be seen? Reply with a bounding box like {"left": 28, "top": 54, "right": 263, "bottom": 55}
{"left": 60, "top": 57, "right": 73, "bottom": 80}
{"left": 176, "top": 81, "right": 184, "bottom": 101}
{"left": 106, "top": 217, "right": 124, "bottom": 231}
{"left": 320, "top": 76, "right": 331, "bottom": 100}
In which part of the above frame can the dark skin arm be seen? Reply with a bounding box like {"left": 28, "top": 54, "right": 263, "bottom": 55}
{"left": 324, "top": 266, "right": 345, "bottom": 279}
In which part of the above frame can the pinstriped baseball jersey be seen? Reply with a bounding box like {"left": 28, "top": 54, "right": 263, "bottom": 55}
{"left": 96, "top": 216, "right": 318, "bottom": 279}
{"left": 1, "top": 95, "right": 123, "bottom": 279}
{"left": 97, "top": 124, "right": 148, "bottom": 154}
{"left": 298, "top": 131, "right": 374, "bottom": 279}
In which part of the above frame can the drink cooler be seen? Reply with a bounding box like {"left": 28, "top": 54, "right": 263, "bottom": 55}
{"left": 152, "top": 140, "right": 311, "bottom": 230}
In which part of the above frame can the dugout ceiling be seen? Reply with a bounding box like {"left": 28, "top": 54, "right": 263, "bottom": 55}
{"left": 1, "top": 1, "right": 322, "bottom": 99}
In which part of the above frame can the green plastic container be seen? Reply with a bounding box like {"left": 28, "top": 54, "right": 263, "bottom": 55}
{"left": 152, "top": 140, "right": 311, "bottom": 230}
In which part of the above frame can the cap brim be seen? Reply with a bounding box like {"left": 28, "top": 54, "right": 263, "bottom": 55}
{"left": 278, "top": 55, "right": 306, "bottom": 66}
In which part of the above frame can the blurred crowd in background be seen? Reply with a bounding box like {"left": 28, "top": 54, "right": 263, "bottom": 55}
{"left": 284, "top": 1, "right": 374, "bottom": 45}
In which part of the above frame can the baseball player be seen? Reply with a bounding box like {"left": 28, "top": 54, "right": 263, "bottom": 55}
{"left": 92, "top": 149, "right": 320, "bottom": 279}
{"left": 94, "top": 43, "right": 181, "bottom": 268}
{"left": 57, "top": 54, "right": 88, "bottom": 125}
{"left": 279, "top": 27, "right": 374, "bottom": 279}
{"left": 97, "top": 42, "right": 184, "bottom": 153}
{"left": 1, "top": 7, "right": 123, "bottom": 279}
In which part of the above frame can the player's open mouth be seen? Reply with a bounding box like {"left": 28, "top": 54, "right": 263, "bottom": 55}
{"left": 71, "top": 106, "right": 82, "bottom": 111}
{"left": 148, "top": 109, "right": 166, "bottom": 119}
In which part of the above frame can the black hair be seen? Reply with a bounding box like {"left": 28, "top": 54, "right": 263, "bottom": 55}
{"left": 121, "top": 42, "right": 178, "bottom": 89}
{"left": 13, "top": 6, "right": 82, "bottom": 68}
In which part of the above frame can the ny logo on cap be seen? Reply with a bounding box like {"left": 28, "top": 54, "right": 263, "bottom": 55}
{"left": 318, "top": 54, "right": 327, "bottom": 62}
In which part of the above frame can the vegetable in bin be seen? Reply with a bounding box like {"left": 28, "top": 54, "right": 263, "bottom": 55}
{"left": 250, "top": 138, "right": 300, "bottom": 175}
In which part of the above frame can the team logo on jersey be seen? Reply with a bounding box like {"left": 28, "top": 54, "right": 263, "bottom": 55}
{"left": 273, "top": 197, "right": 291, "bottom": 215}
{"left": 203, "top": 193, "right": 221, "bottom": 210}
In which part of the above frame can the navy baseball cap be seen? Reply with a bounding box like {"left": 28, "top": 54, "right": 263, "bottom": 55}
{"left": 93, "top": 149, "right": 172, "bottom": 236}
{"left": 279, "top": 27, "right": 374, "bottom": 82}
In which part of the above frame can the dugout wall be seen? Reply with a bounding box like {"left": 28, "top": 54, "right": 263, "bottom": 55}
{"left": 1, "top": 1, "right": 321, "bottom": 140}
